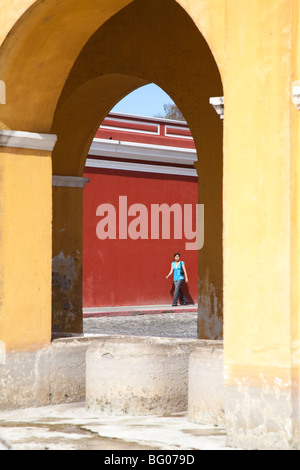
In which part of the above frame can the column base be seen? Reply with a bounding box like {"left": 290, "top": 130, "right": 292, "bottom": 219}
{"left": 224, "top": 364, "right": 300, "bottom": 450}
{"left": 188, "top": 342, "right": 224, "bottom": 426}
{"left": 86, "top": 337, "right": 198, "bottom": 416}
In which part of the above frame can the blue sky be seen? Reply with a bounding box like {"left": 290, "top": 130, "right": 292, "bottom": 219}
{"left": 112, "top": 83, "right": 174, "bottom": 118}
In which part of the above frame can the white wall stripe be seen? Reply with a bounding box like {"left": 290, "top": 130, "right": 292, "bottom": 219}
{"left": 85, "top": 158, "right": 197, "bottom": 177}
{"left": 101, "top": 119, "right": 160, "bottom": 136}
{"left": 165, "top": 125, "right": 193, "bottom": 140}
{"left": 89, "top": 138, "right": 197, "bottom": 165}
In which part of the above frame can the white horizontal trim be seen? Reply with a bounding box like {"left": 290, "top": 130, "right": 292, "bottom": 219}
{"left": 102, "top": 117, "right": 160, "bottom": 135}
{"left": 165, "top": 125, "right": 193, "bottom": 140}
{"left": 108, "top": 111, "right": 187, "bottom": 125}
{"left": 89, "top": 138, "right": 197, "bottom": 165}
{"left": 85, "top": 158, "right": 197, "bottom": 177}
{"left": 52, "top": 175, "right": 90, "bottom": 188}
{"left": 0, "top": 130, "right": 57, "bottom": 151}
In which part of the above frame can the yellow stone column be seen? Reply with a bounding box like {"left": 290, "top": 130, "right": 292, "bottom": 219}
{"left": 0, "top": 130, "right": 55, "bottom": 352}
{"left": 223, "top": 0, "right": 299, "bottom": 449}
{"left": 52, "top": 175, "right": 89, "bottom": 336}
{"left": 196, "top": 97, "right": 223, "bottom": 340}
{"left": 290, "top": 0, "right": 300, "bottom": 450}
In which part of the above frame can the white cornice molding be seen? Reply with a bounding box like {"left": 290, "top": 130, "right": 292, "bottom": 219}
{"left": 89, "top": 138, "right": 197, "bottom": 165}
{"left": 0, "top": 130, "right": 57, "bottom": 151}
{"left": 85, "top": 158, "right": 197, "bottom": 177}
{"left": 292, "top": 84, "right": 300, "bottom": 111}
{"left": 209, "top": 96, "right": 224, "bottom": 119}
{"left": 52, "top": 175, "right": 90, "bottom": 188}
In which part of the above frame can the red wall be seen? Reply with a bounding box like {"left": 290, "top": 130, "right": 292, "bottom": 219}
{"left": 95, "top": 113, "right": 196, "bottom": 149}
{"left": 82, "top": 113, "right": 198, "bottom": 309}
{"left": 83, "top": 169, "right": 198, "bottom": 307}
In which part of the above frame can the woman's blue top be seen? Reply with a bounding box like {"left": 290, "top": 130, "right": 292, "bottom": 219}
{"left": 171, "top": 261, "right": 185, "bottom": 281}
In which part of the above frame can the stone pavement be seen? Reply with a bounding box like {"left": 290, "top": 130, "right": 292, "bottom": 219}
{"left": 83, "top": 306, "right": 198, "bottom": 339}
{"left": 0, "top": 309, "right": 236, "bottom": 451}
{"left": 83, "top": 304, "right": 197, "bottom": 318}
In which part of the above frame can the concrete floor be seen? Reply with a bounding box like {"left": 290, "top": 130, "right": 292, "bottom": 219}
{"left": 0, "top": 311, "right": 234, "bottom": 451}
{"left": 0, "top": 402, "right": 233, "bottom": 451}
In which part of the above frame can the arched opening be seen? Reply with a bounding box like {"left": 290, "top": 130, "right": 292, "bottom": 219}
{"left": 50, "top": 0, "right": 223, "bottom": 339}
{"left": 2, "top": 0, "right": 299, "bottom": 450}
{"left": 0, "top": 0, "right": 223, "bottom": 348}
{"left": 81, "top": 85, "right": 199, "bottom": 324}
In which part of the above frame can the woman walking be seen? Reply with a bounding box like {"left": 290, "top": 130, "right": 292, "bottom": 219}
{"left": 166, "top": 252, "right": 189, "bottom": 306}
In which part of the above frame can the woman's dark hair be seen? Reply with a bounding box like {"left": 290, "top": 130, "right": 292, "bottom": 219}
{"left": 174, "top": 252, "right": 181, "bottom": 257}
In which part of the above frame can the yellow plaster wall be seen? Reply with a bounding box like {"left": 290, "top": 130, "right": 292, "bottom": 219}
{"left": 0, "top": 0, "right": 35, "bottom": 47}
{"left": 0, "top": 0, "right": 299, "bottom": 380}
{"left": 176, "top": 0, "right": 225, "bottom": 73}
{"left": 291, "top": 0, "right": 300, "bottom": 385}
{"left": 0, "top": 0, "right": 134, "bottom": 132}
{"left": 0, "top": 148, "right": 52, "bottom": 352}
{"left": 223, "top": 0, "right": 295, "bottom": 379}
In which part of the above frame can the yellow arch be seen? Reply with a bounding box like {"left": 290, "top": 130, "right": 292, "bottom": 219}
{"left": 51, "top": 0, "right": 223, "bottom": 175}
{"left": 1, "top": 0, "right": 300, "bottom": 449}
{"left": 49, "top": 0, "right": 224, "bottom": 338}
{"left": 0, "top": 0, "right": 224, "bottom": 346}
{"left": 0, "top": 0, "right": 224, "bottom": 133}
{"left": 0, "top": 0, "right": 134, "bottom": 131}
